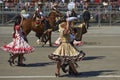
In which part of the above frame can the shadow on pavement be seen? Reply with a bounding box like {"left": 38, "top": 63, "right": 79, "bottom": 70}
{"left": 60, "top": 70, "right": 117, "bottom": 78}
{"left": 23, "top": 61, "right": 55, "bottom": 67}
{"left": 84, "top": 41, "right": 101, "bottom": 45}
{"left": 83, "top": 56, "right": 105, "bottom": 60}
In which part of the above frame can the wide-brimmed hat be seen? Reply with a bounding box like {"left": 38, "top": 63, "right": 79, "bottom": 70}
{"left": 59, "top": 22, "right": 67, "bottom": 31}
{"left": 53, "top": 3, "right": 58, "bottom": 7}
{"left": 38, "top": 2, "right": 42, "bottom": 5}
{"left": 103, "top": 2, "right": 108, "bottom": 6}
{"left": 67, "top": 2, "right": 75, "bottom": 11}
{"left": 66, "top": 17, "right": 77, "bottom": 22}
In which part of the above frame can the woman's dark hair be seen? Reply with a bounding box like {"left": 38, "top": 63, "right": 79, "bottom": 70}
{"left": 73, "top": 28, "right": 77, "bottom": 33}
{"left": 71, "top": 9, "right": 77, "bottom": 17}
{"left": 13, "top": 14, "right": 22, "bottom": 34}
{"left": 14, "top": 14, "right": 22, "bottom": 25}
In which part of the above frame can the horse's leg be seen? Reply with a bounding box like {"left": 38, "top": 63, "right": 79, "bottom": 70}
{"left": 43, "top": 34, "right": 48, "bottom": 43}
{"left": 50, "top": 32, "right": 52, "bottom": 47}
{"left": 44, "top": 33, "right": 50, "bottom": 45}
{"left": 41, "top": 30, "right": 52, "bottom": 47}
{"left": 47, "top": 31, "right": 52, "bottom": 47}
{"left": 35, "top": 33, "right": 41, "bottom": 45}
{"left": 41, "top": 31, "right": 49, "bottom": 47}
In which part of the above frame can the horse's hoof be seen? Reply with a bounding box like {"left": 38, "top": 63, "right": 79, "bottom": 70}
{"left": 41, "top": 44, "right": 44, "bottom": 47}
{"left": 36, "top": 42, "right": 40, "bottom": 45}
{"left": 46, "top": 42, "right": 49, "bottom": 45}
{"left": 36, "top": 40, "right": 40, "bottom": 45}
{"left": 41, "top": 43, "right": 45, "bottom": 47}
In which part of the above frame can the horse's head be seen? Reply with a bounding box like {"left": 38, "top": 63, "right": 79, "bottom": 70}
{"left": 55, "top": 10, "right": 63, "bottom": 17}
{"left": 48, "top": 10, "right": 63, "bottom": 18}
{"left": 32, "top": 11, "right": 41, "bottom": 20}
{"left": 48, "top": 10, "right": 65, "bottom": 24}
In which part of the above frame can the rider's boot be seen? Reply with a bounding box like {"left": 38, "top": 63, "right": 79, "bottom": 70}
{"left": 43, "top": 19, "right": 49, "bottom": 33}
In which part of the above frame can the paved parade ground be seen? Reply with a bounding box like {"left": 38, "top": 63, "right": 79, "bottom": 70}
{"left": 0, "top": 25, "right": 120, "bottom": 80}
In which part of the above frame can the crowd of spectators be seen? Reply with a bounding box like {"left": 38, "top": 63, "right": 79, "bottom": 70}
{"left": 0, "top": 0, "right": 120, "bottom": 24}
{"left": 0, "top": 0, "right": 120, "bottom": 12}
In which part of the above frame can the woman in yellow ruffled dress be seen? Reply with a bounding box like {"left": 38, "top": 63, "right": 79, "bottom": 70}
{"left": 48, "top": 21, "right": 86, "bottom": 77}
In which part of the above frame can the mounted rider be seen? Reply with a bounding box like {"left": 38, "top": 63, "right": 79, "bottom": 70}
{"left": 54, "top": 1, "right": 78, "bottom": 46}
{"left": 34, "top": 1, "right": 49, "bottom": 31}
{"left": 20, "top": 6, "right": 30, "bottom": 19}
{"left": 66, "top": 1, "right": 78, "bottom": 27}
{"left": 51, "top": 2, "right": 61, "bottom": 25}
{"left": 51, "top": 2, "right": 59, "bottom": 11}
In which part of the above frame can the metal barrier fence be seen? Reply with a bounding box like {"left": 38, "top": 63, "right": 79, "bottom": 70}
{"left": 0, "top": 4, "right": 120, "bottom": 26}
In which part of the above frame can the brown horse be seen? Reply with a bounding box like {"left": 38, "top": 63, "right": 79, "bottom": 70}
{"left": 20, "top": 10, "right": 63, "bottom": 47}
{"left": 47, "top": 10, "right": 63, "bottom": 31}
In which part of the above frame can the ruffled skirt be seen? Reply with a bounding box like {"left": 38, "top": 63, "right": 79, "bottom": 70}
{"left": 1, "top": 38, "right": 34, "bottom": 54}
{"left": 48, "top": 42, "right": 84, "bottom": 62}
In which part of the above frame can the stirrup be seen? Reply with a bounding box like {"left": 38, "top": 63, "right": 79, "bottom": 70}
{"left": 35, "top": 24, "right": 39, "bottom": 27}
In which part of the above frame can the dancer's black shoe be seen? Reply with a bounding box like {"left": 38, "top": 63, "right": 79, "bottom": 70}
{"left": 61, "top": 63, "right": 68, "bottom": 73}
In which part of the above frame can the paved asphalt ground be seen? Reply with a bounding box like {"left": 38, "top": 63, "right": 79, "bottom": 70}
{"left": 0, "top": 24, "right": 120, "bottom": 80}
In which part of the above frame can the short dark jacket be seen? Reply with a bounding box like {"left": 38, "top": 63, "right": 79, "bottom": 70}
{"left": 83, "top": 10, "right": 91, "bottom": 20}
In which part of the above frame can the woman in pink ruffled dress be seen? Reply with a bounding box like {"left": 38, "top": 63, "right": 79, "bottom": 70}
{"left": 1, "top": 15, "right": 35, "bottom": 66}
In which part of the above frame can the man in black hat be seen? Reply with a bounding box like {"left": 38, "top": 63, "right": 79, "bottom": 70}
{"left": 82, "top": 8, "right": 91, "bottom": 29}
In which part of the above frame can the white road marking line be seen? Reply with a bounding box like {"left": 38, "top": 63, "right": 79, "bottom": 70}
{"left": 0, "top": 76, "right": 55, "bottom": 78}
{"left": 97, "top": 75, "right": 120, "bottom": 77}
{"left": 82, "top": 46, "right": 120, "bottom": 48}
{"left": 0, "top": 75, "right": 120, "bottom": 78}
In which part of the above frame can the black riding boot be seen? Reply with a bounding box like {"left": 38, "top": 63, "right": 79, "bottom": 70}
{"left": 42, "top": 19, "right": 49, "bottom": 32}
